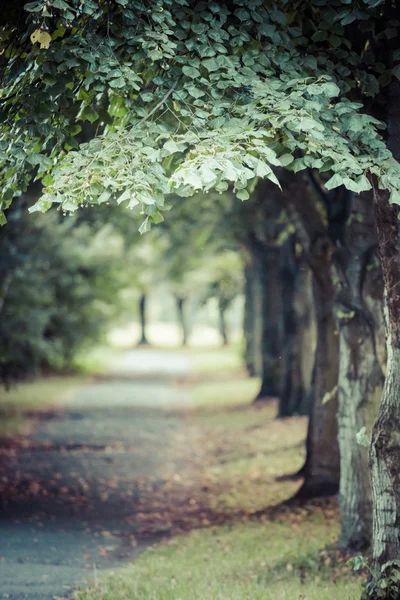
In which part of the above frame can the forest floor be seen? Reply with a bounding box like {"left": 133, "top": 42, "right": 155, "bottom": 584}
{"left": 0, "top": 347, "right": 362, "bottom": 600}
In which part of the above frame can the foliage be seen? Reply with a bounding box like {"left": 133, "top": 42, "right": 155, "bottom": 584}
{"left": 0, "top": 1, "right": 399, "bottom": 228}
{"left": 0, "top": 204, "right": 126, "bottom": 383}
{"left": 349, "top": 556, "right": 400, "bottom": 599}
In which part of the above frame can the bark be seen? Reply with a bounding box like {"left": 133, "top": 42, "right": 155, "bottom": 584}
{"left": 334, "top": 192, "right": 384, "bottom": 551}
{"left": 296, "top": 271, "right": 340, "bottom": 498}
{"left": 218, "top": 297, "right": 229, "bottom": 346}
{"left": 370, "top": 190, "right": 400, "bottom": 567}
{"left": 243, "top": 251, "right": 263, "bottom": 377}
{"left": 255, "top": 244, "right": 285, "bottom": 401}
{"left": 279, "top": 245, "right": 311, "bottom": 417}
{"left": 138, "top": 293, "right": 148, "bottom": 346}
{"left": 175, "top": 295, "right": 189, "bottom": 346}
{"left": 280, "top": 176, "right": 341, "bottom": 497}
{"left": 369, "top": 81, "right": 400, "bottom": 576}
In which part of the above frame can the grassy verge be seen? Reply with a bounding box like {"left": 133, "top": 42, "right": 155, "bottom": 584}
{"left": 73, "top": 344, "right": 122, "bottom": 375}
{"left": 188, "top": 345, "right": 244, "bottom": 375}
{"left": 0, "top": 375, "right": 87, "bottom": 438}
{"left": 78, "top": 516, "right": 360, "bottom": 600}
{"left": 75, "top": 359, "right": 360, "bottom": 600}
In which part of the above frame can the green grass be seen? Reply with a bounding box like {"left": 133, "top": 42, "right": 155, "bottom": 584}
{"left": 191, "top": 377, "right": 261, "bottom": 410}
{"left": 188, "top": 345, "right": 245, "bottom": 375}
{"left": 72, "top": 345, "right": 121, "bottom": 374}
{"left": 0, "top": 375, "right": 87, "bottom": 438}
{"left": 77, "top": 516, "right": 361, "bottom": 600}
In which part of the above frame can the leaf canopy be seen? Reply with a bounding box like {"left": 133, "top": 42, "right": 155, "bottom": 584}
{"left": 0, "top": 0, "right": 399, "bottom": 227}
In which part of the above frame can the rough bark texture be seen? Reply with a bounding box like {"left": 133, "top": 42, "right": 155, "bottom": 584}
{"left": 369, "top": 81, "right": 400, "bottom": 575}
{"left": 370, "top": 191, "right": 400, "bottom": 567}
{"left": 138, "top": 293, "right": 148, "bottom": 346}
{"left": 334, "top": 192, "right": 384, "bottom": 551}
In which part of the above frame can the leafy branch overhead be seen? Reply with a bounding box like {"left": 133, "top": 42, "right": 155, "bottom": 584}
{"left": 0, "top": 0, "right": 399, "bottom": 227}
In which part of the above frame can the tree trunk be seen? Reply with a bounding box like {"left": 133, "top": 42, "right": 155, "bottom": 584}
{"left": 218, "top": 297, "right": 228, "bottom": 346}
{"left": 334, "top": 192, "right": 384, "bottom": 551}
{"left": 255, "top": 245, "right": 284, "bottom": 401}
{"left": 296, "top": 271, "right": 340, "bottom": 498}
{"left": 279, "top": 244, "right": 311, "bottom": 417}
{"left": 138, "top": 293, "right": 148, "bottom": 346}
{"left": 243, "top": 252, "right": 262, "bottom": 377}
{"left": 176, "top": 295, "right": 189, "bottom": 346}
{"left": 369, "top": 190, "right": 400, "bottom": 569}
{"left": 368, "top": 82, "right": 400, "bottom": 585}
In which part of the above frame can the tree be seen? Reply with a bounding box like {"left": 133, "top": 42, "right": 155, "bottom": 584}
{"left": 199, "top": 251, "right": 243, "bottom": 346}
{"left": 3, "top": 0, "right": 400, "bottom": 588}
{"left": 0, "top": 200, "right": 126, "bottom": 383}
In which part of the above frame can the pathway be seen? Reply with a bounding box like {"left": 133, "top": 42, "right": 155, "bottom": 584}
{"left": 0, "top": 350, "right": 191, "bottom": 600}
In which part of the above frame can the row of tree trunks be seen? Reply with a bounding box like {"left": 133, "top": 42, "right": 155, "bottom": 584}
{"left": 280, "top": 175, "right": 385, "bottom": 554}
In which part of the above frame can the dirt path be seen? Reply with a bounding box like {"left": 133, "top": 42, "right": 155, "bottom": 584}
{"left": 0, "top": 350, "right": 192, "bottom": 600}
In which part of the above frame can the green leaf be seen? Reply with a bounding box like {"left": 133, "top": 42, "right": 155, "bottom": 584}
{"left": 202, "top": 58, "right": 219, "bottom": 72}
{"left": 164, "top": 140, "right": 180, "bottom": 154}
{"left": 342, "top": 175, "right": 372, "bottom": 193}
{"left": 117, "top": 189, "right": 131, "bottom": 205}
{"left": 184, "top": 171, "right": 203, "bottom": 189}
{"left": 0, "top": 210, "right": 7, "bottom": 225}
{"left": 325, "top": 173, "right": 345, "bottom": 190}
{"left": 96, "top": 190, "right": 112, "bottom": 204}
{"left": 393, "top": 65, "right": 400, "bottom": 81}
{"left": 279, "top": 154, "right": 294, "bottom": 167}
{"left": 182, "top": 66, "right": 201, "bottom": 79}
{"left": 28, "top": 199, "right": 52, "bottom": 213}
{"left": 390, "top": 189, "right": 400, "bottom": 205}
{"left": 52, "top": 0, "right": 70, "bottom": 8}
{"left": 80, "top": 106, "right": 99, "bottom": 123}
{"left": 236, "top": 189, "right": 249, "bottom": 200}
{"left": 139, "top": 217, "right": 151, "bottom": 234}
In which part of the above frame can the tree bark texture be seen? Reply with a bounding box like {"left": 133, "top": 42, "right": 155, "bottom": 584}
{"left": 369, "top": 81, "right": 400, "bottom": 576}
{"left": 334, "top": 191, "right": 384, "bottom": 551}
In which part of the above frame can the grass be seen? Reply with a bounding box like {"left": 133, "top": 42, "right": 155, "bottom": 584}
{"left": 0, "top": 375, "right": 87, "bottom": 438}
{"left": 78, "top": 517, "right": 361, "bottom": 600}
{"left": 73, "top": 344, "right": 122, "bottom": 374}
{"left": 188, "top": 345, "right": 245, "bottom": 375}
{"left": 75, "top": 349, "right": 361, "bottom": 600}
{"left": 191, "top": 376, "right": 261, "bottom": 410}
